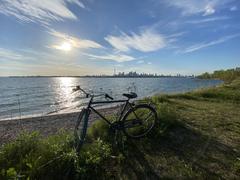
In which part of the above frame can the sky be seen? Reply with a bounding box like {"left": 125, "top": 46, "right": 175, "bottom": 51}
{"left": 0, "top": 0, "right": 239, "bottom": 76}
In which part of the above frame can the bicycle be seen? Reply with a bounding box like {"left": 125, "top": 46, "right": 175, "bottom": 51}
{"left": 74, "top": 86, "right": 158, "bottom": 152}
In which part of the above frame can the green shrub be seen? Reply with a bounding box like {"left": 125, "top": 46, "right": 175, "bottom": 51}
{"left": 87, "top": 120, "right": 112, "bottom": 141}
{"left": 0, "top": 130, "right": 115, "bottom": 179}
{"left": 77, "top": 139, "right": 112, "bottom": 179}
{"left": 0, "top": 131, "right": 78, "bottom": 179}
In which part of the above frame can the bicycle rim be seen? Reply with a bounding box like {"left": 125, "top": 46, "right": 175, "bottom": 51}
{"left": 123, "top": 104, "right": 157, "bottom": 138}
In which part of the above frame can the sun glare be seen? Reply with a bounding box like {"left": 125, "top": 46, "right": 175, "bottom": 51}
{"left": 60, "top": 42, "right": 72, "bottom": 51}
{"left": 55, "top": 41, "right": 72, "bottom": 52}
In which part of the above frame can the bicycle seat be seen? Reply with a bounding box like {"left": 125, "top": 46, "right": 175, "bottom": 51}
{"left": 122, "top": 92, "right": 137, "bottom": 99}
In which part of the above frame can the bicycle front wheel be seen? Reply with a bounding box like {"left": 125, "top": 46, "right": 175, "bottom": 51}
{"left": 122, "top": 104, "right": 157, "bottom": 138}
{"left": 74, "top": 108, "right": 89, "bottom": 152}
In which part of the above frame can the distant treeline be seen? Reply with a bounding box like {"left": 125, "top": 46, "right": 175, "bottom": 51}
{"left": 198, "top": 67, "right": 240, "bottom": 82}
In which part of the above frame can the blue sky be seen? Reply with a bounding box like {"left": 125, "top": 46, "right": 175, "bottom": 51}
{"left": 0, "top": 0, "right": 239, "bottom": 76}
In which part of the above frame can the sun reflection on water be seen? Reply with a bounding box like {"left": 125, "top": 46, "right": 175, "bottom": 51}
{"left": 59, "top": 77, "right": 74, "bottom": 97}
{"left": 54, "top": 77, "right": 78, "bottom": 113}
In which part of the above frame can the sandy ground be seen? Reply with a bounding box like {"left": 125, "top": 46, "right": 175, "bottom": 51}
{"left": 0, "top": 106, "right": 119, "bottom": 145}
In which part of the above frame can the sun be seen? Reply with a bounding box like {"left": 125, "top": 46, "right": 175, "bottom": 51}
{"left": 53, "top": 41, "right": 72, "bottom": 52}
{"left": 59, "top": 42, "right": 72, "bottom": 51}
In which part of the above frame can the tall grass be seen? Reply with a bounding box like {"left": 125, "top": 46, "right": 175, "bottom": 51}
{"left": 169, "top": 77, "right": 240, "bottom": 103}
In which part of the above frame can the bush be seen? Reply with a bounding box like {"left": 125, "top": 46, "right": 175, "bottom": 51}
{"left": 0, "top": 131, "right": 78, "bottom": 179}
{"left": 0, "top": 130, "right": 114, "bottom": 179}
{"left": 87, "top": 120, "right": 112, "bottom": 141}
{"left": 77, "top": 139, "right": 112, "bottom": 179}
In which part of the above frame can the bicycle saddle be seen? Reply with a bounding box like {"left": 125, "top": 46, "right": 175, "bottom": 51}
{"left": 122, "top": 92, "right": 137, "bottom": 99}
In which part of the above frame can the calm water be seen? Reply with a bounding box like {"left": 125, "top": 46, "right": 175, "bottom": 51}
{"left": 0, "top": 77, "right": 222, "bottom": 120}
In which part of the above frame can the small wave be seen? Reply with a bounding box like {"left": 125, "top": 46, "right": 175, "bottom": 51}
{"left": 0, "top": 102, "right": 18, "bottom": 108}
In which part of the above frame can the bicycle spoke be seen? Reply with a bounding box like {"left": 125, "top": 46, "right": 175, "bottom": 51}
{"left": 143, "top": 112, "right": 154, "bottom": 124}
{"left": 123, "top": 104, "right": 157, "bottom": 138}
{"left": 124, "top": 119, "right": 142, "bottom": 128}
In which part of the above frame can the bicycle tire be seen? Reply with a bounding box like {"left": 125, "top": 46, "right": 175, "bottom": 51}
{"left": 74, "top": 108, "right": 89, "bottom": 152}
{"left": 122, "top": 104, "right": 157, "bottom": 138}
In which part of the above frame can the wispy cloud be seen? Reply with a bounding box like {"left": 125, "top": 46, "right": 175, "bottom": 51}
{"left": 105, "top": 29, "right": 166, "bottom": 52}
{"left": 180, "top": 34, "right": 240, "bottom": 53}
{"left": 230, "top": 6, "right": 238, "bottom": 11}
{"left": 0, "top": 0, "right": 84, "bottom": 25}
{"left": 186, "top": 16, "right": 231, "bottom": 24}
{"left": 163, "top": 0, "right": 235, "bottom": 16}
{"left": 203, "top": 4, "right": 215, "bottom": 16}
{"left": 49, "top": 30, "right": 103, "bottom": 49}
{"left": 83, "top": 52, "right": 135, "bottom": 62}
{"left": 0, "top": 48, "right": 27, "bottom": 61}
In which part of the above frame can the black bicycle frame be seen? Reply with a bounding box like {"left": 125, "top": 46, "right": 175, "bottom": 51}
{"left": 86, "top": 97, "right": 132, "bottom": 125}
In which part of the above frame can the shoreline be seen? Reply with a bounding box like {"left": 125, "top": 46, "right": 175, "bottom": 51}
{"left": 0, "top": 79, "right": 223, "bottom": 145}
{"left": 0, "top": 106, "right": 119, "bottom": 145}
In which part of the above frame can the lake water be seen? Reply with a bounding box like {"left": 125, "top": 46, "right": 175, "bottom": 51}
{"left": 0, "top": 77, "right": 222, "bottom": 120}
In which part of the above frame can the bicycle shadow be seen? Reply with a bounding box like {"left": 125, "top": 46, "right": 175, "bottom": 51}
{"left": 122, "top": 142, "right": 160, "bottom": 179}
{"left": 120, "top": 123, "right": 239, "bottom": 179}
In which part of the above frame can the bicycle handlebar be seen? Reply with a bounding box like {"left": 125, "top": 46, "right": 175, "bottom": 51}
{"left": 74, "top": 86, "right": 114, "bottom": 100}
{"left": 105, "top": 93, "right": 114, "bottom": 100}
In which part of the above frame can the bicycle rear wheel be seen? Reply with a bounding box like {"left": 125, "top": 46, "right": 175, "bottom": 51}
{"left": 122, "top": 104, "right": 157, "bottom": 138}
{"left": 74, "top": 108, "right": 89, "bottom": 152}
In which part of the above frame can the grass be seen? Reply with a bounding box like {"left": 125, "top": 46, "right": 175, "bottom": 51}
{"left": 0, "top": 78, "right": 240, "bottom": 179}
{"left": 169, "top": 79, "right": 240, "bottom": 103}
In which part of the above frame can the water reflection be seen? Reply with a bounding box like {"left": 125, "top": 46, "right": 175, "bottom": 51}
{"left": 54, "top": 77, "right": 77, "bottom": 112}
{"left": 59, "top": 77, "right": 74, "bottom": 98}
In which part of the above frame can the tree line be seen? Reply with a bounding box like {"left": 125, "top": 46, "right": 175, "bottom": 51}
{"left": 198, "top": 67, "right": 240, "bottom": 82}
